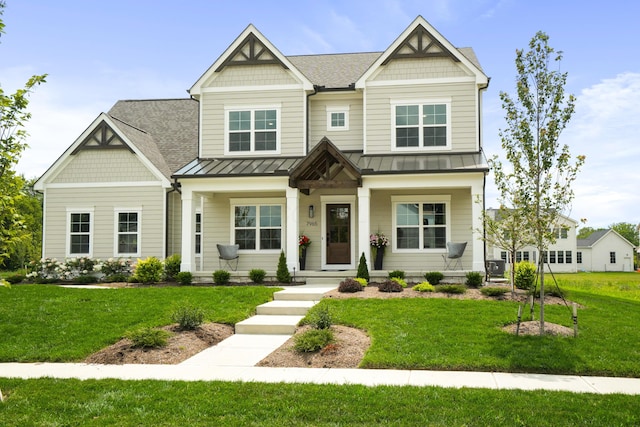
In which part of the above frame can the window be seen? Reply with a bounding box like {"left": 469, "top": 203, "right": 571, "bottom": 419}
{"left": 233, "top": 204, "right": 282, "bottom": 251}
{"left": 577, "top": 251, "right": 582, "bottom": 264}
{"left": 195, "top": 212, "right": 202, "bottom": 255}
{"left": 516, "top": 251, "right": 522, "bottom": 262}
{"left": 69, "top": 212, "right": 92, "bottom": 255}
{"left": 549, "top": 251, "right": 556, "bottom": 263}
{"left": 522, "top": 251, "right": 530, "bottom": 262}
{"left": 116, "top": 210, "right": 140, "bottom": 256}
{"left": 327, "top": 107, "right": 349, "bottom": 131}
{"left": 557, "top": 250, "right": 564, "bottom": 264}
{"left": 610, "top": 252, "right": 616, "bottom": 264}
{"left": 226, "top": 107, "right": 279, "bottom": 153}
{"left": 565, "top": 251, "right": 572, "bottom": 264}
{"left": 393, "top": 101, "right": 450, "bottom": 150}
{"left": 542, "top": 251, "right": 548, "bottom": 263}
{"left": 393, "top": 196, "right": 449, "bottom": 251}
{"left": 500, "top": 251, "right": 507, "bottom": 263}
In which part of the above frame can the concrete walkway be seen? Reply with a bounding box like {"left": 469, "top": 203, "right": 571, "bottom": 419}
{"left": 3, "top": 283, "right": 640, "bottom": 395}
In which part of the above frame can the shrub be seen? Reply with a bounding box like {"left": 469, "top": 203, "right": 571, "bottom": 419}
{"left": 424, "top": 271, "right": 444, "bottom": 285}
{"left": 213, "top": 270, "right": 230, "bottom": 286}
{"left": 134, "top": 257, "right": 163, "bottom": 284}
{"left": 100, "top": 258, "right": 133, "bottom": 277}
{"left": 164, "top": 254, "right": 181, "bottom": 281}
{"left": 338, "top": 278, "right": 363, "bottom": 293}
{"left": 481, "top": 286, "right": 509, "bottom": 297}
{"left": 390, "top": 277, "right": 408, "bottom": 288}
{"left": 293, "top": 329, "right": 335, "bottom": 353}
{"left": 175, "top": 271, "right": 193, "bottom": 286}
{"left": 307, "top": 304, "right": 332, "bottom": 330}
{"left": 534, "top": 286, "right": 565, "bottom": 298}
{"left": 276, "top": 251, "right": 291, "bottom": 283}
{"left": 249, "top": 269, "right": 266, "bottom": 284}
{"left": 378, "top": 279, "right": 403, "bottom": 293}
{"left": 356, "top": 252, "right": 369, "bottom": 281}
{"left": 124, "top": 327, "right": 171, "bottom": 348}
{"left": 171, "top": 305, "right": 205, "bottom": 330}
{"left": 413, "top": 281, "right": 435, "bottom": 292}
{"left": 74, "top": 275, "right": 98, "bottom": 284}
{"left": 465, "top": 271, "right": 484, "bottom": 288}
{"left": 436, "top": 284, "right": 467, "bottom": 294}
{"left": 65, "top": 257, "right": 97, "bottom": 278}
{"left": 26, "top": 257, "right": 62, "bottom": 282}
{"left": 515, "top": 261, "right": 537, "bottom": 290}
{"left": 388, "top": 270, "right": 405, "bottom": 280}
{"left": 354, "top": 277, "right": 368, "bottom": 287}
{"left": 6, "top": 274, "right": 25, "bottom": 284}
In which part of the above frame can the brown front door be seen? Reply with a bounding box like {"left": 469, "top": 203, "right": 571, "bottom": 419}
{"left": 326, "top": 204, "right": 350, "bottom": 264}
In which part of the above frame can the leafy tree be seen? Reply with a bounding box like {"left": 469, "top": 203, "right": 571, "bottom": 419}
{"left": 609, "top": 222, "right": 639, "bottom": 247}
{"left": 0, "top": 1, "right": 46, "bottom": 266}
{"left": 494, "top": 32, "right": 584, "bottom": 334}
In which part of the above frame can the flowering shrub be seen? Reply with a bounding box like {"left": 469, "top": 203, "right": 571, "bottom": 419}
{"left": 26, "top": 258, "right": 63, "bottom": 282}
{"left": 65, "top": 257, "right": 97, "bottom": 278}
{"left": 99, "top": 258, "right": 134, "bottom": 277}
{"left": 298, "top": 235, "right": 311, "bottom": 249}
{"left": 370, "top": 232, "right": 389, "bottom": 248}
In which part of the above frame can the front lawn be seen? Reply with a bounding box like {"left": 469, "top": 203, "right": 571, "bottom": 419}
{"left": 0, "top": 285, "right": 278, "bottom": 362}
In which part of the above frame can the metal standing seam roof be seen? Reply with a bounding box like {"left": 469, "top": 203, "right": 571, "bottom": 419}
{"left": 173, "top": 152, "right": 488, "bottom": 178}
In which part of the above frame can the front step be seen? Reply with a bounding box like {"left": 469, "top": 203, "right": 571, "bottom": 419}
{"left": 274, "top": 287, "right": 334, "bottom": 301}
{"left": 235, "top": 314, "right": 304, "bottom": 335}
{"left": 257, "top": 300, "right": 316, "bottom": 315}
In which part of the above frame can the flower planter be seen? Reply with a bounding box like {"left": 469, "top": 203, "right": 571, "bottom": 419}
{"left": 374, "top": 247, "right": 384, "bottom": 270}
{"left": 299, "top": 247, "right": 307, "bottom": 270}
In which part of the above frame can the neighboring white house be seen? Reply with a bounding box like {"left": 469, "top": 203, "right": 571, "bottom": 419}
{"left": 34, "top": 16, "right": 490, "bottom": 275}
{"left": 577, "top": 229, "right": 636, "bottom": 272}
{"left": 485, "top": 209, "right": 579, "bottom": 273}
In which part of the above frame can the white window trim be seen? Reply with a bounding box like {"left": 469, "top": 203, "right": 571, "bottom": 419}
{"left": 224, "top": 105, "right": 281, "bottom": 156}
{"left": 114, "top": 208, "right": 142, "bottom": 257}
{"left": 391, "top": 195, "right": 451, "bottom": 253}
{"left": 326, "top": 105, "right": 350, "bottom": 131}
{"left": 230, "top": 198, "right": 285, "bottom": 253}
{"left": 195, "top": 210, "right": 202, "bottom": 258}
{"left": 66, "top": 208, "right": 94, "bottom": 258}
{"left": 390, "top": 98, "right": 452, "bottom": 152}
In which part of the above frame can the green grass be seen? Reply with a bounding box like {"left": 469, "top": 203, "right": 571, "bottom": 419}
{"left": 1, "top": 378, "right": 638, "bottom": 426}
{"left": 0, "top": 285, "right": 278, "bottom": 362}
{"left": 554, "top": 272, "right": 640, "bottom": 301}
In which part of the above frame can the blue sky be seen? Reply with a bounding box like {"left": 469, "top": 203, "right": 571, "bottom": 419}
{"left": 2, "top": 0, "right": 639, "bottom": 229}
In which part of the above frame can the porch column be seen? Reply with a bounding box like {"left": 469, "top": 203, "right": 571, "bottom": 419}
{"left": 286, "top": 187, "right": 300, "bottom": 271}
{"left": 471, "top": 182, "right": 485, "bottom": 271}
{"left": 180, "top": 188, "right": 195, "bottom": 272}
{"left": 357, "top": 186, "right": 371, "bottom": 270}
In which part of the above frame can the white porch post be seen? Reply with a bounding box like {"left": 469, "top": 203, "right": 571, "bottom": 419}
{"left": 357, "top": 186, "right": 371, "bottom": 270}
{"left": 286, "top": 187, "right": 300, "bottom": 271}
{"left": 471, "top": 182, "right": 485, "bottom": 271}
{"left": 180, "top": 188, "right": 195, "bottom": 272}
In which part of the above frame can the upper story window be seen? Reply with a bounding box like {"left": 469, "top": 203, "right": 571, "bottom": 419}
{"left": 226, "top": 107, "right": 280, "bottom": 154}
{"left": 392, "top": 100, "right": 451, "bottom": 150}
{"left": 326, "top": 106, "right": 349, "bottom": 131}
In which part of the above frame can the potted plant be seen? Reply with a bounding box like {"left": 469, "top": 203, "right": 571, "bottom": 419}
{"left": 298, "top": 234, "right": 311, "bottom": 270}
{"left": 370, "top": 232, "right": 389, "bottom": 270}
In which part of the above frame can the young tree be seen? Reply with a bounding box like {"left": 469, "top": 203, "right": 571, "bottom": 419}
{"left": 0, "top": 1, "right": 46, "bottom": 265}
{"left": 495, "top": 32, "right": 584, "bottom": 334}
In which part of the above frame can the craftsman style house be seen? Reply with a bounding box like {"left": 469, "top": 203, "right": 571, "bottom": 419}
{"left": 34, "top": 16, "right": 489, "bottom": 275}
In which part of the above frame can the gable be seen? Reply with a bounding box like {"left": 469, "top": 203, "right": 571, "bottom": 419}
{"left": 216, "top": 32, "right": 288, "bottom": 71}
{"left": 71, "top": 121, "right": 133, "bottom": 154}
{"left": 383, "top": 24, "right": 460, "bottom": 65}
{"left": 51, "top": 149, "right": 157, "bottom": 183}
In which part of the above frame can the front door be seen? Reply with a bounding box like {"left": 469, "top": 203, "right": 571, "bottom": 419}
{"left": 326, "top": 204, "right": 351, "bottom": 264}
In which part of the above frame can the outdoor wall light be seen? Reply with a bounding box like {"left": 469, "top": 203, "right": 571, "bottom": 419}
{"left": 308, "top": 205, "right": 315, "bottom": 218}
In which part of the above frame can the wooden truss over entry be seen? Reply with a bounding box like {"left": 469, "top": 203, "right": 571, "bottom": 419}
{"left": 289, "top": 137, "right": 362, "bottom": 195}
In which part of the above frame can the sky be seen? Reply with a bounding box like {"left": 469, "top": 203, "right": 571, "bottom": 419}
{"left": 1, "top": 0, "right": 639, "bottom": 230}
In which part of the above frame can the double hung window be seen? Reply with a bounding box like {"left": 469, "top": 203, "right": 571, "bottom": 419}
{"left": 116, "top": 210, "right": 140, "bottom": 256}
{"left": 393, "top": 196, "right": 449, "bottom": 251}
{"left": 393, "top": 101, "right": 450, "bottom": 149}
{"left": 69, "top": 212, "right": 92, "bottom": 255}
{"left": 227, "top": 108, "right": 279, "bottom": 153}
{"left": 233, "top": 203, "right": 282, "bottom": 251}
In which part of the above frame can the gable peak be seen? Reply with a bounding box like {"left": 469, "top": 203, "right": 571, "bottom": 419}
{"left": 383, "top": 23, "right": 459, "bottom": 65}
{"left": 215, "top": 30, "right": 288, "bottom": 72}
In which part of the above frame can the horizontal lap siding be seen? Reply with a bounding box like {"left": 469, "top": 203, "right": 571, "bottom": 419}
{"left": 201, "top": 89, "right": 305, "bottom": 157}
{"left": 369, "top": 187, "right": 472, "bottom": 271}
{"left": 309, "top": 96, "right": 363, "bottom": 151}
{"left": 167, "top": 191, "right": 182, "bottom": 257}
{"left": 52, "top": 150, "right": 157, "bottom": 183}
{"left": 44, "top": 186, "right": 165, "bottom": 260}
{"left": 365, "top": 82, "right": 477, "bottom": 154}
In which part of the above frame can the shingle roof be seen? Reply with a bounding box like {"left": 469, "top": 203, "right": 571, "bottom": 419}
{"left": 107, "top": 99, "right": 199, "bottom": 177}
{"left": 577, "top": 229, "right": 610, "bottom": 248}
{"left": 174, "top": 151, "right": 488, "bottom": 178}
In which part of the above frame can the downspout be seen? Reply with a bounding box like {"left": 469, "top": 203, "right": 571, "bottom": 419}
{"left": 478, "top": 78, "right": 490, "bottom": 273}
{"left": 165, "top": 180, "right": 181, "bottom": 258}
{"left": 306, "top": 85, "right": 319, "bottom": 154}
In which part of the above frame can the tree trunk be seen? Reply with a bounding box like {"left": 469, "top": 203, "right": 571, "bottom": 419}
{"left": 539, "top": 246, "right": 545, "bottom": 335}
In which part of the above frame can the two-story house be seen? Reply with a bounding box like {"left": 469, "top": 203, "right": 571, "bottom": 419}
{"left": 34, "top": 16, "right": 489, "bottom": 276}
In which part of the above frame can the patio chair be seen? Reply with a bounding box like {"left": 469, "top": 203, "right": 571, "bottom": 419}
{"left": 217, "top": 244, "right": 239, "bottom": 271}
{"left": 442, "top": 242, "right": 467, "bottom": 270}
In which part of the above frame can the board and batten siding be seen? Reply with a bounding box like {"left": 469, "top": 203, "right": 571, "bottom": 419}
{"left": 368, "top": 187, "right": 473, "bottom": 271}
{"left": 43, "top": 186, "right": 165, "bottom": 260}
{"left": 200, "top": 88, "right": 305, "bottom": 158}
{"left": 308, "top": 95, "right": 364, "bottom": 151}
{"left": 51, "top": 150, "right": 157, "bottom": 183}
{"left": 365, "top": 81, "right": 478, "bottom": 154}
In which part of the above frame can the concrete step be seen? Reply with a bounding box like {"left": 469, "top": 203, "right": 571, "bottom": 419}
{"left": 257, "top": 300, "right": 316, "bottom": 315}
{"left": 274, "top": 287, "right": 334, "bottom": 301}
{"left": 235, "top": 315, "right": 304, "bottom": 335}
